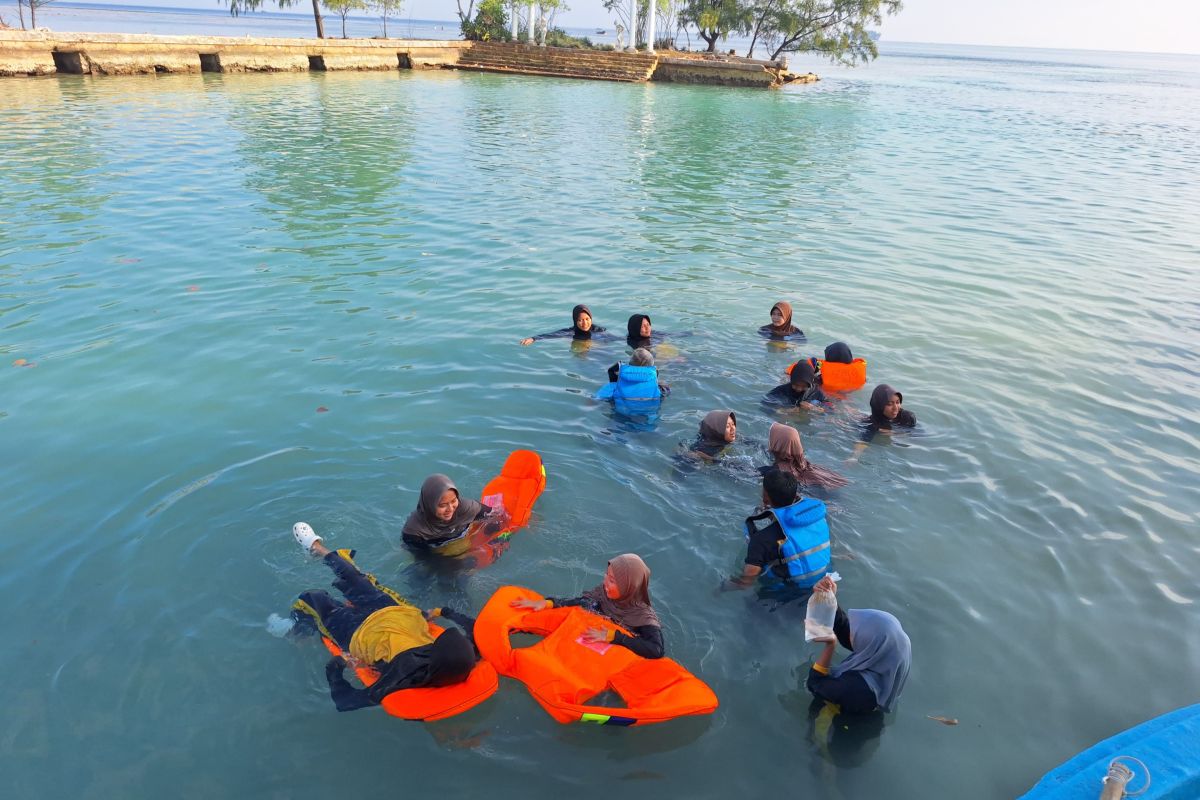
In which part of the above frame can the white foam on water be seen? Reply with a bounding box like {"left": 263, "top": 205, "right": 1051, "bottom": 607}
{"left": 1154, "top": 583, "right": 1193, "bottom": 605}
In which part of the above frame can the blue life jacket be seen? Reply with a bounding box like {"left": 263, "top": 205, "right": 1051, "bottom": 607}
{"left": 595, "top": 364, "right": 663, "bottom": 418}
{"left": 745, "top": 498, "right": 830, "bottom": 588}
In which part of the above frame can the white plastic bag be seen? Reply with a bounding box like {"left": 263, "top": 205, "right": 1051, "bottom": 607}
{"left": 804, "top": 572, "right": 841, "bottom": 642}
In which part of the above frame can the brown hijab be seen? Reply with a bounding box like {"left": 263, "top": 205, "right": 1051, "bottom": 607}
{"left": 699, "top": 410, "right": 735, "bottom": 444}
{"left": 768, "top": 423, "right": 848, "bottom": 489}
{"left": 401, "top": 474, "right": 484, "bottom": 543}
{"left": 761, "top": 301, "right": 801, "bottom": 335}
{"left": 583, "top": 553, "right": 660, "bottom": 629}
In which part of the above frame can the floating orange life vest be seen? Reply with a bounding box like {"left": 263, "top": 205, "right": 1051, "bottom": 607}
{"left": 430, "top": 449, "right": 547, "bottom": 561}
{"left": 320, "top": 627, "right": 498, "bottom": 722}
{"left": 482, "top": 449, "right": 547, "bottom": 536}
{"left": 473, "top": 586, "right": 719, "bottom": 726}
{"left": 785, "top": 358, "right": 868, "bottom": 393}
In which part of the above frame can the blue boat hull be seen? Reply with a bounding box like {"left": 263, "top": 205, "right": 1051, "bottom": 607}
{"left": 1021, "top": 704, "right": 1200, "bottom": 799}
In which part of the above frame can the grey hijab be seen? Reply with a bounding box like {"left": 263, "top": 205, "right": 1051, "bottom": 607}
{"left": 831, "top": 609, "right": 912, "bottom": 713}
{"left": 699, "top": 410, "right": 735, "bottom": 445}
{"left": 401, "top": 474, "right": 483, "bottom": 543}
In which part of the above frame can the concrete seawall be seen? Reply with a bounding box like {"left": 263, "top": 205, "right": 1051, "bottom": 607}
{"left": 0, "top": 31, "right": 816, "bottom": 87}
{"left": 0, "top": 31, "right": 467, "bottom": 76}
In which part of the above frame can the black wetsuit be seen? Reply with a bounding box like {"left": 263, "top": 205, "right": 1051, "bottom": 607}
{"left": 806, "top": 607, "right": 878, "bottom": 714}
{"left": 547, "top": 595, "right": 665, "bottom": 659}
{"left": 292, "top": 552, "right": 477, "bottom": 712}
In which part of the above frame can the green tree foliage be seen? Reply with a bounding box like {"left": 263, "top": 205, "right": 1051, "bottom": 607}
{"left": 324, "top": 0, "right": 368, "bottom": 37}
{"left": 679, "top": 0, "right": 752, "bottom": 52}
{"left": 756, "top": 0, "right": 901, "bottom": 62}
{"left": 460, "top": 0, "right": 510, "bottom": 41}
{"left": 224, "top": 0, "right": 327, "bottom": 39}
{"left": 375, "top": 0, "right": 402, "bottom": 37}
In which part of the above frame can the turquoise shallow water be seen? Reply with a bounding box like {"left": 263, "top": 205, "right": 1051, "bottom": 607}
{"left": 2, "top": 43, "right": 1199, "bottom": 799}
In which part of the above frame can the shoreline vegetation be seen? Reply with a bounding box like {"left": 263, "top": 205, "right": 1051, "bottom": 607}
{"left": 3, "top": 0, "right": 898, "bottom": 62}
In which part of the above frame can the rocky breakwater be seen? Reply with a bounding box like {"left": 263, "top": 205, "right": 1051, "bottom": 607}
{"left": 650, "top": 51, "right": 818, "bottom": 89}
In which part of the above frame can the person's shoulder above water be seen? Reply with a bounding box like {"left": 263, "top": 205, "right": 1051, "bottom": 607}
{"left": 520, "top": 303, "right": 607, "bottom": 345}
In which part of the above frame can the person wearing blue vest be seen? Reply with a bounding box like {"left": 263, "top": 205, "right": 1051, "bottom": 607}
{"left": 595, "top": 347, "right": 669, "bottom": 419}
{"left": 730, "top": 468, "right": 831, "bottom": 590}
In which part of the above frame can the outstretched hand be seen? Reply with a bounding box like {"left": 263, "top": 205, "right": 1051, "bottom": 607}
{"left": 510, "top": 598, "right": 548, "bottom": 611}
{"left": 581, "top": 626, "right": 611, "bottom": 643}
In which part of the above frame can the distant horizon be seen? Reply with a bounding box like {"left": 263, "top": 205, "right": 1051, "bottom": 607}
{"left": 22, "top": 0, "right": 1200, "bottom": 57}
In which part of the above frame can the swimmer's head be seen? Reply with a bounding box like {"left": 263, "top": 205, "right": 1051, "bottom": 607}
{"left": 763, "top": 468, "right": 798, "bottom": 508}
{"left": 630, "top": 348, "right": 655, "bottom": 367}
{"left": 572, "top": 304, "right": 593, "bottom": 332}
{"left": 790, "top": 359, "right": 818, "bottom": 391}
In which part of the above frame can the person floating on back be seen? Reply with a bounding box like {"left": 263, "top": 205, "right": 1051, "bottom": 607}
{"left": 520, "top": 304, "right": 608, "bottom": 345}
{"left": 728, "top": 468, "right": 831, "bottom": 592}
{"left": 289, "top": 523, "right": 479, "bottom": 712}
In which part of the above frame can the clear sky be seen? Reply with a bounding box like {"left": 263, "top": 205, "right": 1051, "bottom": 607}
{"left": 56, "top": 0, "right": 1200, "bottom": 54}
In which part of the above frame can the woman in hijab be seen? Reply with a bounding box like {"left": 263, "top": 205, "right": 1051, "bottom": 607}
{"left": 687, "top": 410, "right": 737, "bottom": 461}
{"left": 625, "top": 313, "right": 669, "bottom": 349}
{"left": 520, "top": 304, "right": 608, "bottom": 345}
{"left": 764, "top": 359, "right": 829, "bottom": 412}
{"left": 824, "top": 341, "right": 853, "bottom": 363}
{"left": 509, "top": 554, "right": 664, "bottom": 659}
{"left": 759, "top": 301, "right": 805, "bottom": 340}
{"left": 807, "top": 576, "right": 911, "bottom": 714}
{"left": 764, "top": 422, "right": 848, "bottom": 489}
{"left": 401, "top": 474, "right": 494, "bottom": 550}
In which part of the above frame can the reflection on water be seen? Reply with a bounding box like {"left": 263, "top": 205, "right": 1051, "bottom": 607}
{"left": 1, "top": 44, "right": 1199, "bottom": 800}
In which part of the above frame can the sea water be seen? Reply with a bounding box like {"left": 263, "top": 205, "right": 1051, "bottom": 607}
{"left": 1, "top": 41, "right": 1199, "bottom": 799}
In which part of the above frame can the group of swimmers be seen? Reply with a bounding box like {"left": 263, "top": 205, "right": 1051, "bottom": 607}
{"left": 284, "top": 301, "right": 914, "bottom": 724}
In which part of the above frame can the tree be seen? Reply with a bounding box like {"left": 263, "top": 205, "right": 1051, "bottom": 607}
{"left": 375, "top": 0, "right": 401, "bottom": 37}
{"left": 679, "top": 0, "right": 751, "bottom": 52}
{"left": 459, "top": 0, "right": 509, "bottom": 40}
{"left": 225, "top": 0, "right": 326, "bottom": 39}
{"left": 760, "top": 0, "right": 901, "bottom": 62}
{"left": 324, "top": 0, "right": 367, "bottom": 37}
{"left": 27, "top": 0, "right": 54, "bottom": 29}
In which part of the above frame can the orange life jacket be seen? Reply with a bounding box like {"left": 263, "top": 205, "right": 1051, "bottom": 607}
{"left": 430, "top": 449, "right": 547, "bottom": 562}
{"left": 817, "top": 358, "right": 868, "bottom": 392}
{"left": 481, "top": 449, "right": 547, "bottom": 535}
{"left": 473, "top": 586, "right": 719, "bottom": 726}
{"left": 321, "top": 627, "right": 498, "bottom": 722}
{"left": 785, "top": 358, "right": 868, "bottom": 393}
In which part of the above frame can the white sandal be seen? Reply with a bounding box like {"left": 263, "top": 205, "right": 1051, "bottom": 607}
{"left": 292, "top": 522, "right": 321, "bottom": 554}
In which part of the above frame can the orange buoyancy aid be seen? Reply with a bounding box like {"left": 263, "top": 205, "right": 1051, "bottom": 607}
{"left": 473, "top": 586, "right": 719, "bottom": 726}
{"left": 817, "top": 358, "right": 867, "bottom": 392}
{"left": 321, "top": 627, "right": 498, "bottom": 722}
{"left": 785, "top": 358, "right": 868, "bottom": 393}
{"left": 482, "top": 449, "right": 547, "bottom": 534}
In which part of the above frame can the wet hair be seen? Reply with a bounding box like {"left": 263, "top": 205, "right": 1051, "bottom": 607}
{"left": 763, "top": 468, "right": 799, "bottom": 507}
{"left": 630, "top": 348, "right": 655, "bottom": 367}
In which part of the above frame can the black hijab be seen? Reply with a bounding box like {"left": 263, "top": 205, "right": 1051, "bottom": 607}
{"left": 791, "top": 359, "right": 819, "bottom": 389}
{"left": 572, "top": 304, "right": 599, "bottom": 340}
{"left": 626, "top": 314, "right": 652, "bottom": 347}
{"left": 868, "top": 384, "right": 916, "bottom": 428}
{"left": 825, "top": 342, "right": 853, "bottom": 364}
